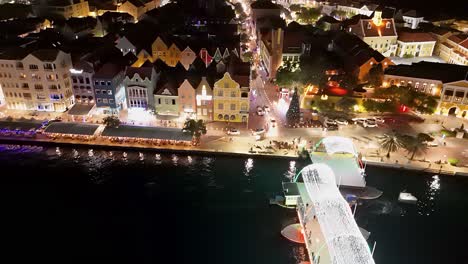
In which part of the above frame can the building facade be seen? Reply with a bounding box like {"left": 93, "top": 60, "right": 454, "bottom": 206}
{"left": 437, "top": 80, "right": 468, "bottom": 118}
{"left": 123, "top": 66, "right": 157, "bottom": 110}
{"left": 195, "top": 76, "right": 213, "bottom": 120}
{"left": 93, "top": 63, "right": 126, "bottom": 115}
{"left": 178, "top": 79, "right": 196, "bottom": 118}
{"left": 347, "top": 11, "right": 398, "bottom": 57}
{"left": 154, "top": 86, "right": 179, "bottom": 116}
{"left": 0, "top": 49, "right": 74, "bottom": 112}
{"left": 396, "top": 32, "right": 436, "bottom": 58}
{"left": 213, "top": 72, "right": 249, "bottom": 123}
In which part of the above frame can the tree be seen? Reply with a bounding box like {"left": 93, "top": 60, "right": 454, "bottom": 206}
{"left": 286, "top": 88, "right": 301, "bottom": 125}
{"left": 340, "top": 74, "right": 358, "bottom": 91}
{"left": 380, "top": 133, "right": 404, "bottom": 158}
{"left": 368, "top": 63, "right": 383, "bottom": 87}
{"left": 335, "top": 97, "right": 357, "bottom": 112}
{"left": 296, "top": 7, "right": 321, "bottom": 24}
{"left": 251, "top": 69, "right": 258, "bottom": 80}
{"left": 417, "top": 133, "right": 434, "bottom": 143}
{"left": 401, "top": 135, "right": 428, "bottom": 160}
{"left": 103, "top": 116, "right": 120, "bottom": 128}
{"left": 240, "top": 33, "right": 250, "bottom": 43}
{"left": 242, "top": 51, "right": 253, "bottom": 62}
{"left": 362, "top": 99, "right": 396, "bottom": 113}
{"left": 234, "top": 2, "right": 244, "bottom": 14}
{"left": 183, "top": 119, "right": 207, "bottom": 145}
{"left": 330, "top": 10, "right": 348, "bottom": 19}
{"left": 316, "top": 100, "right": 334, "bottom": 112}
{"left": 289, "top": 4, "right": 301, "bottom": 12}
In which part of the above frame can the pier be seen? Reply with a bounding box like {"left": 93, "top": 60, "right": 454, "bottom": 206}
{"left": 284, "top": 137, "right": 376, "bottom": 264}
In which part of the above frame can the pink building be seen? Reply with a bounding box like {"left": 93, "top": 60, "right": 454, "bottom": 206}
{"left": 178, "top": 79, "right": 197, "bottom": 119}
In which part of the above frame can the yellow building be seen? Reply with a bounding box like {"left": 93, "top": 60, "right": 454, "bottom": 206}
{"left": 213, "top": 72, "right": 250, "bottom": 123}
{"left": 347, "top": 10, "right": 398, "bottom": 57}
{"left": 432, "top": 28, "right": 468, "bottom": 65}
{"left": 152, "top": 36, "right": 168, "bottom": 63}
{"left": 166, "top": 43, "right": 181, "bottom": 67}
{"left": 118, "top": 0, "right": 160, "bottom": 20}
{"left": 437, "top": 80, "right": 468, "bottom": 118}
{"left": 396, "top": 32, "right": 436, "bottom": 57}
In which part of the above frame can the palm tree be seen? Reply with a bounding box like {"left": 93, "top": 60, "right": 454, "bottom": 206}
{"left": 401, "top": 135, "right": 428, "bottom": 160}
{"left": 379, "top": 133, "right": 404, "bottom": 158}
{"left": 182, "top": 119, "right": 207, "bottom": 145}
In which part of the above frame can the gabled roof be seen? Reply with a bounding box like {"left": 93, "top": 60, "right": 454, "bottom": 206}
{"left": 402, "top": 10, "right": 424, "bottom": 18}
{"left": 460, "top": 39, "right": 468, "bottom": 49}
{"left": 354, "top": 19, "right": 397, "bottom": 37}
{"left": 30, "top": 49, "right": 61, "bottom": 61}
{"left": 125, "top": 66, "right": 154, "bottom": 80}
{"left": 94, "top": 63, "right": 123, "bottom": 79}
{"left": 430, "top": 27, "right": 454, "bottom": 36}
{"left": 448, "top": 34, "right": 468, "bottom": 44}
{"left": 398, "top": 32, "right": 435, "bottom": 43}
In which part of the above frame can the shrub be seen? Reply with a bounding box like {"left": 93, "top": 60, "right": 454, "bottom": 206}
{"left": 448, "top": 158, "right": 459, "bottom": 166}
{"left": 440, "top": 129, "right": 456, "bottom": 137}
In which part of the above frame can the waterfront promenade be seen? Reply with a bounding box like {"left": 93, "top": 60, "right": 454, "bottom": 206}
{"left": 0, "top": 126, "right": 467, "bottom": 176}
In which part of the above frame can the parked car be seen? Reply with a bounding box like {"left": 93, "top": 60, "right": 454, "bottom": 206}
{"left": 263, "top": 105, "right": 270, "bottom": 112}
{"left": 372, "top": 117, "right": 385, "bottom": 124}
{"left": 257, "top": 108, "right": 265, "bottom": 116}
{"left": 227, "top": 128, "right": 240, "bottom": 135}
{"left": 270, "top": 118, "right": 277, "bottom": 127}
{"left": 363, "top": 119, "right": 378, "bottom": 128}
{"left": 252, "top": 128, "right": 266, "bottom": 135}
{"left": 335, "top": 118, "right": 349, "bottom": 125}
{"left": 326, "top": 124, "right": 339, "bottom": 131}
{"left": 325, "top": 119, "right": 337, "bottom": 126}
{"left": 425, "top": 141, "right": 438, "bottom": 147}
{"left": 352, "top": 117, "right": 366, "bottom": 124}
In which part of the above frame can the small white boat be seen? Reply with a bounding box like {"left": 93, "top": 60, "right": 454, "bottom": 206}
{"left": 398, "top": 192, "right": 418, "bottom": 204}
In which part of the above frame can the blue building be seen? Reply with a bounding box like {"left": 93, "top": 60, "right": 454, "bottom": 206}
{"left": 93, "top": 63, "right": 126, "bottom": 115}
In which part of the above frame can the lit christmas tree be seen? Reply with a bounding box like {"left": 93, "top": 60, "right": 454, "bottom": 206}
{"left": 286, "top": 88, "right": 301, "bottom": 125}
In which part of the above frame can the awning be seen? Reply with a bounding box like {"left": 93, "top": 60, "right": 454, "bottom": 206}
{"left": 102, "top": 125, "right": 192, "bottom": 141}
{"left": 67, "top": 104, "right": 95, "bottom": 116}
{"left": 44, "top": 122, "right": 99, "bottom": 135}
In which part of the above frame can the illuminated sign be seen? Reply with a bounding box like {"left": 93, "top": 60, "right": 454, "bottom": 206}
{"left": 69, "top": 68, "right": 83, "bottom": 74}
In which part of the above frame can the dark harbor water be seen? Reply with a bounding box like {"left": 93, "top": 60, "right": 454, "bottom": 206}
{"left": 0, "top": 145, "right": 467, "bottom": 263}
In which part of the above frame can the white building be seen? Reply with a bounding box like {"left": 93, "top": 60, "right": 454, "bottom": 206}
{"left": 0, "top": 49, "right": 74, "bottom": 112}
{"left": 123, "top": 66, "right": 157, "bottom": 110}
{"left": 401, "top": 10, "right": 424, "bottom": 30}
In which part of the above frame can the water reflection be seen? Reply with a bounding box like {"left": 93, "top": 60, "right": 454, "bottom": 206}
{"left": 417, "top": 175, "right": 441, "bottom": 216}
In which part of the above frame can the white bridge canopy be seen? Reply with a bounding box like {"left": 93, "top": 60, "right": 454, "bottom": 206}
{"left": 301, "top": 164, "right": 375, "bottom": 264}
{"left": 319, "top": 136, "right": 358, "bottom": 156}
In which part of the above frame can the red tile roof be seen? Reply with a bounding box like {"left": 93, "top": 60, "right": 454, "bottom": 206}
{"left": 351, "top": 19, "right": 397, "bottom": 38}
{"left": 441, "top": 42, "right": 454, "bottom": 49}
{"left": 397, "top": 32, "right": 436, "bottom": 43}
{"left": 460, "top": 39, "right": 468, "bottom": 50}
{"left": 448, "top": 34, "right": 468, "bottom": 44}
